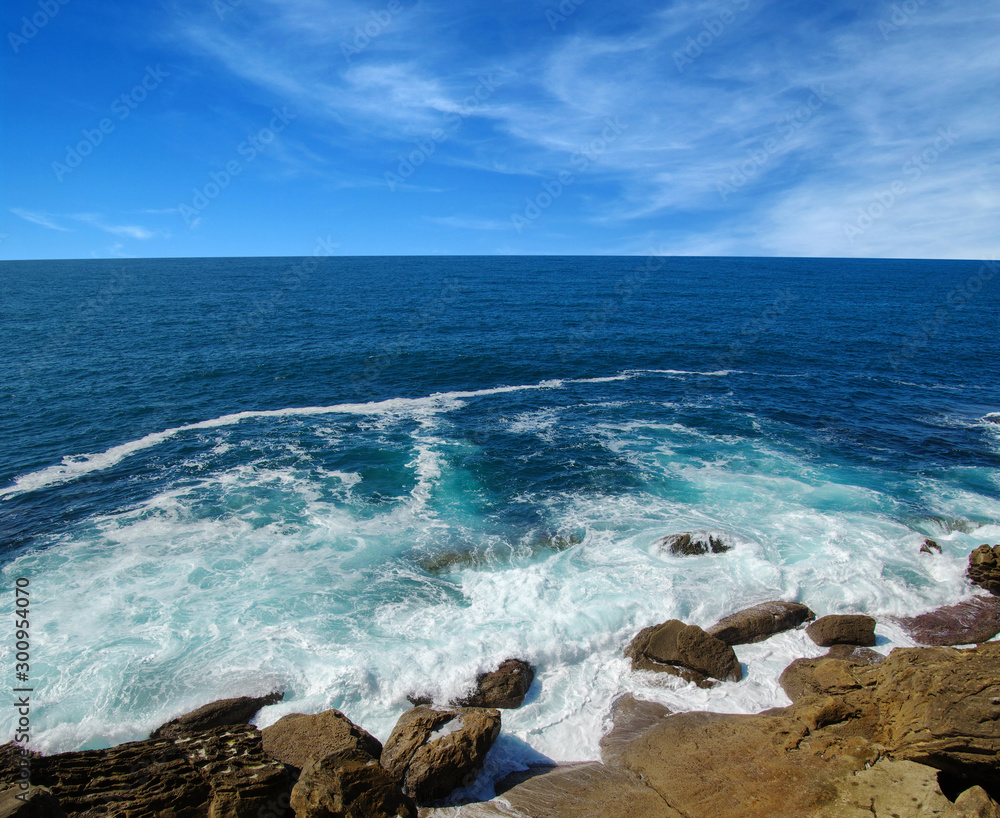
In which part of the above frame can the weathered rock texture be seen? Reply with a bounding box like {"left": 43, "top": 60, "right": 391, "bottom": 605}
{"left": 0, "top": 785, "right": 66, "bottom": 818}
{"left": 625, "top": 619, "right": 742, "bottom": 684}
{"left": 429, "top": 643, "right": 1000, "bottom": 818}
{"left": 0, "top": 724, "right": 294, "bottom": 818}
{"left": 658, "top": 532, "right": 730, "bottom": 556}
{"left": 290, "top": 749, "right": 415, "bottom": 818}
{"left": 895, "top": 595, "right": 1000, "bottom": 646}
{"left": 706, "top": 600, "right": 815, "bottom": 645}
{"left": 261, "top": 708, "right": 382, "bottom": 771}
{"left": 380, "top": 706, "right": 501, "bottom": 804}
{"left": 151, "top": 691, "right": 283, "bottom": 739}
{"left": 807, "top": 614, "right": 877, "bottom": 646}
{"left": 968, "top": 544, "right": 1000, "bottom": 595}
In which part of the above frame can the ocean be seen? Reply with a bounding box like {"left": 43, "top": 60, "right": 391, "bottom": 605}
{"left": 1, "top": 255, "right": 998, "bottom": 795}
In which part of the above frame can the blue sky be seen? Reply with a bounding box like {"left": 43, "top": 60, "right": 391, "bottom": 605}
{"left": 2, "top": 0, "right": 997, "bottom": 259}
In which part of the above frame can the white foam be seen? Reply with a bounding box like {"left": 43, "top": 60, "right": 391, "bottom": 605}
{"left": 0, "top": 375, "right": 649, "bottom": 500}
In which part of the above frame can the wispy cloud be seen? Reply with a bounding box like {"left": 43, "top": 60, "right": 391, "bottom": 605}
{"left": 10, "top": 208, "right": 70, "bottom": 232}
{"left": 72, "top": 214, "right": 156, "bottom": 240}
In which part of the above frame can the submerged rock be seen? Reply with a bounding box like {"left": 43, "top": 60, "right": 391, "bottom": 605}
{"left": 380, "top": 706, "right": 501, "bottom": 804}
{"left": 625, "top": 620, "right": 742, "bottom": 683}
{"left": 968, "top": 544, "right": 1000, "bottom": 595}
{"left": 599, "top": 695, "right": 672, "bottom": 765}
{"left": 658, "top": 531, "right": 731, "bottom": 556}
{"left": 806, "top": 614, "right": 877, "bottom": 647}
{"left": 261, "top": 708, "right": 382, "bottom": 770}
{"left": 921, "top": 537, "right": 943, "bottom": 554}
{"left": 150, "top": 691, "right": 283, "bottom": 739}
{"left": 409, "top": 659, "right": 536, "bottom": 710}
{"left": 895, "top": 595, "right": 1000, "bottom": 646}
{"left": 706, "top": 601, "right": 815, "bottom": 645}
{"left": 456, "top": 659, "right": 535, "bottom": 709}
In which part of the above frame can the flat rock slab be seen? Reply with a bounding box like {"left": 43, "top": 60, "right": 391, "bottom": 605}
{"left": 706, "top": 601, "right": 815, "bottom": 645}
{"left": 895, "top": 595, "right": 1000, "bottom": 646}
{"left": 422, "top": 762, "right": 682, "bottom": 818}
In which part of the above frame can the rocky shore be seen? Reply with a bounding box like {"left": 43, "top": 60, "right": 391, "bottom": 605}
{"left": 2, "top": 542, "right": 999, "bottom": 817}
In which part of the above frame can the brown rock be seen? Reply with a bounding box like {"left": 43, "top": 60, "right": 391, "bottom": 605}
{"left": 807, "top": 614, "right": 877, "bottom": 646}
{"left": 380, "top": 706, "right": 501, "bottom": 804}
{"left": 0, "top": 786, "right": 66, "bottom": 818}
{"left": 779, "top": 655, "right": 865, "bottom": 703}
{"left": 945, "top": 786, "right": 1000, "bottom": 817}
{"left": 488, "top": 762, "right": 684, "bottom": 817}
{"left": 921, "top": 538, "right": 942, "bottom": 554}
{"left": 895, "top": 595, "right": 1000, "bottom": 646}
{"left": 150, "top": 691, "right": 283, "bottom": 739}
{"left": 0, "top": 725, "right": 294, "bottom": 818}
{"left": 625, "top": 620, "right": 742, "bottom": 682}
{"left": 811, "top": 759, "right": 951, "bottom": 817}
{"left": 290, "top": 749, "right": 415, "bottom": 818}
{"left": 599, "top": 695, "right": 671, "bottom": 765}
{"left": 261, "top": 709, "right": 382, "bottom": 770}
{"left": 968, "top": 544, "right": 1000, "bottom": 595}
{"left": 706, "top": 600, "right": 815, "bottom": 645}
{"left": 824, "top": 644, "right": 885, "bottom": 664}
{"left": 455, "top": 659, "right": 535, "bottom": 709}
{"left": 658, "top": 532, "right": 731, "bottom": 556}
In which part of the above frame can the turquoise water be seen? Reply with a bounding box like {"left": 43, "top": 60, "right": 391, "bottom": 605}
{"left": 1, "top": 256, "right": 998, "bottom": 791}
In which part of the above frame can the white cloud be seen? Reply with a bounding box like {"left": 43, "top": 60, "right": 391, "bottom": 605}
{"left": 10, "top": 208, "right": 70, "bottom": 231}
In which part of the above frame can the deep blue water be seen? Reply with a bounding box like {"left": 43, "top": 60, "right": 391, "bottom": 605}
{"left": 1, "top": 256, "right": 998, "bottom": 777}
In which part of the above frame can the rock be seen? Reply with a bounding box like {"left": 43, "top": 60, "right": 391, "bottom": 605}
{"left": 706, "top": 601, "right": 815, "bottom": 645}
{"left": 945, "top": 786, "right": 1000, "bottom": 817}
{"left": 599, "top": 695, "right": 671, "bottom": 765}
{"left": 806, "top": 614, "right": 877, "bottom": 646}
{"left": 625, "top": 620, "right": 742, "bottom": 683}
{"left": 811, "top": 759, "right": 951, "bottom": 817}
{"left": 261, "top": 709, "right": 382, "bottom": 770}
{"left": 824, "top": 643, "right": 885, "bottom": 664}
{"left": 779, "top": 655, "right": 865, "bottom": 703}
{"left": 968, "top": 544, "right": 1000, "bottom": 595}
{"left": 455, "top": 659, "right": 535, "bottom": 709}
{"left": 859, "top": 643, "right": 1000, "bottom": 785}
{"left": 658, "top": 531, "right": 731, "bottom": 556}
{"left": 380, "top": 706, "right": 501, "bottom": 804}
{"left": 488, "top": 762, "right": 685, "bottom": 817}
{"left": 921, "top": 538, "right": 943, "bottom": 554}
{"left": 0, "top": 786, "right": 66, "bottom": 818}
{"left": 151, "top": 691, "right": 283, "bottom": 739}
{"left": 0, "top": 725, "right": 294, "bottom": 818}
{"left": 290, "top": 749, "right": 415, "bottom": 818}
{"left": 895, "top": 595, "right": 1000, "bottom": 646}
